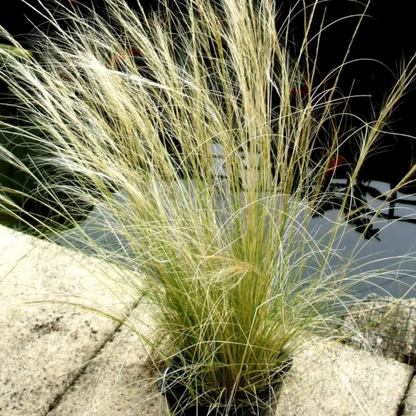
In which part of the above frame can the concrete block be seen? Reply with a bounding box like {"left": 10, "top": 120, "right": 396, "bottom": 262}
{"left": 48, "top": 311, "right": 166, "bottom": 416}
{"left": 47, "top": 333, "right": 416, "bottom": 416}
{"left": 402, "top": 375, "right": 416, "bottom": 415}
{"left": 274, "top": 340, "right": 413, "bottom": 416}
{"left": 2, "top": 226, "right": 414, "bottom": 416}
{"left": 0, "top": 226, "right": 133, "bottom": 416}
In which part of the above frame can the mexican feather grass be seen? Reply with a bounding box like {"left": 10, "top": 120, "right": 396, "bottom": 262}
{"left": 1, "top": 0, "right": 416, "bottom": 412}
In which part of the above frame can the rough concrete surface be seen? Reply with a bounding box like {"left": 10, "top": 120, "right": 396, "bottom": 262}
{"left": 46, "top": 336, "right": 416, "bottom": 416}
{"left": 0, "top": 225, "right": 133, "bottom": 416}
{"left": 48, "top": 313, "right": 166, "bottom": 416}
{"left": 403, "top": 375, "right": 416, "bottom": 415}
{"left": 2, "top": 225, "right": 416, "bottom": 416}
{"left": 274, "top": 340, "right": 413, "bottom": 416}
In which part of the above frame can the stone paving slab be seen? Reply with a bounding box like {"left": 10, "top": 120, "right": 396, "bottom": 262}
{"left": 47, "top": 330, "right": 416, "bottom": 416}
{"left": 274, "top": 341, "right": 413, "bottom": 416}
{"left": 48, "top": 312, "right": 165, "bottom": 416}
{"left": 403, "top": 375, "right": 416, "bottom": 415}
{"left": 2, "top": 224, "right": 416, "bottom": 416}
{"left": 0, "top": 225, "right": 133, "bottom": 416}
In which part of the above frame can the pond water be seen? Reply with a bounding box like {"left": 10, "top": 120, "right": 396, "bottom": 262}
{"left": 308, "top": 181, "right": 416, "bottom": 299}
{"left": 53, "top": 179, "right": 416, "bottom": 300}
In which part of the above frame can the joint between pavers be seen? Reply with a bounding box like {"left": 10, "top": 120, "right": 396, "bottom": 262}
{"left": 44, "top": 301, "right": 140, "bottom": 415}
{"left": 397, "top": 367, "right": 416, "bottom": 416}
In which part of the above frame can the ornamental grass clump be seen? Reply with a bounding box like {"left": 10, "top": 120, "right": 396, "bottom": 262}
{"left": 1, "top": 0, "right": 416, "bottom": 413}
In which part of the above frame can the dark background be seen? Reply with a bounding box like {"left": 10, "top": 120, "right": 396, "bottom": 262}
{"left": 1, "top": 0, "right": 415, "bottom": 188}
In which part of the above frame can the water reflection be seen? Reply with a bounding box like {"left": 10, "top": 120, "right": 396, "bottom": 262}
{"left": 53, "top": 177, "right": 416, "bottom": 300}
{"left": 310, "top": 180, "right": 416, "bottom": 299}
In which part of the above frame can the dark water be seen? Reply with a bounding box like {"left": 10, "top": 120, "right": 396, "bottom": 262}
{"left": 309, "top": 180, "right": 416, "bottom": 299}
{"left": 52, "top": 178, "right": 416, "bottom": 300}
